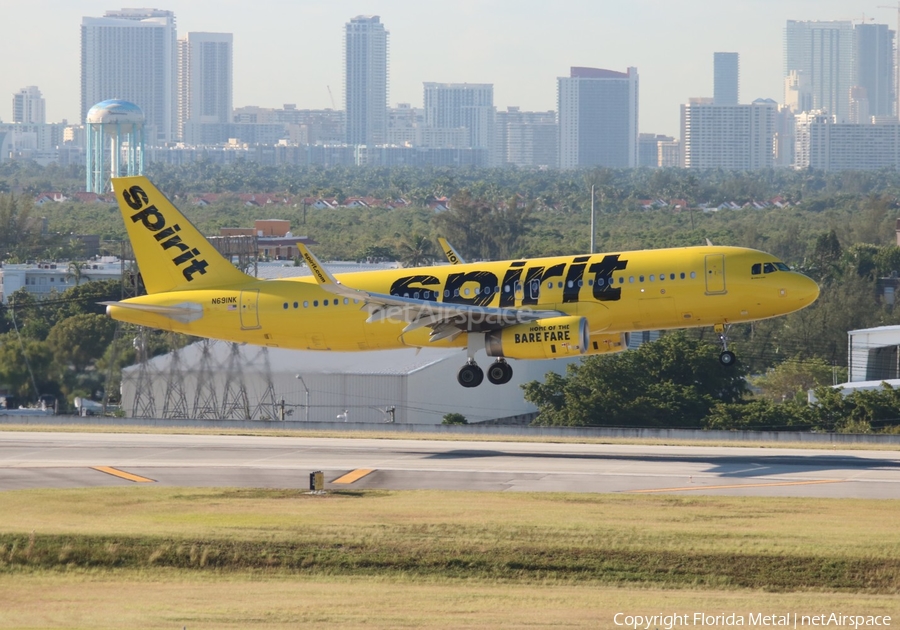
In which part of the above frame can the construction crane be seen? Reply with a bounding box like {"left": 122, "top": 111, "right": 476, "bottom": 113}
{"left": 327, "top": 85, "right": 336, "bottom": 110}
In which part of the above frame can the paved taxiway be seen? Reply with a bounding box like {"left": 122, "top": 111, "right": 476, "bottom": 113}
{"left": 1, "top": 431, "right": 899, "bottom": 497}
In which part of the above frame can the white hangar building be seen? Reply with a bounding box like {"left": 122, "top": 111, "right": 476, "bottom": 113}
{"left": 120, "top": 340, "right": 580, "bottom": 424}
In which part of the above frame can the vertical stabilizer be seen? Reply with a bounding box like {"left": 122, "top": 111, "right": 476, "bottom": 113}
{"left": 112, "top": 176, "right": 252, "bottom": 294}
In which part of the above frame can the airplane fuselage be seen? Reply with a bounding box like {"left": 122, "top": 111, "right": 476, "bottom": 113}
{"left": 108, "top": 245, "right": 818, "bottom": 353}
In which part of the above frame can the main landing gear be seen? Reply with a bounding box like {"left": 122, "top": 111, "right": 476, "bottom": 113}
{"left": 457, "top": 359, "right": 513, "bottom": 388}
{"left": 456, "top": 334, "right": 513, "bottom": 387}
{"left": 715, "top": 323, "right": 736, "bottom": 366}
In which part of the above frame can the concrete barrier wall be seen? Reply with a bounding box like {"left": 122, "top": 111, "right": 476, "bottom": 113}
{"left": 2, "top": 415, "right": 900, "bottom": 445}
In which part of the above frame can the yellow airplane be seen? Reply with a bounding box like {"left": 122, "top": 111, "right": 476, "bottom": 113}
{"left": 104, "top": 176, "right": 819, "bottom": 388}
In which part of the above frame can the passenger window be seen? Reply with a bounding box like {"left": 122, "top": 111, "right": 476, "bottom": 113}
{"left": 313, "top": 300, "right": 319, "bottom": 307}
{"left": 619, "top": 277, "right": 625, "bottom": 284}
{"left": 752, "top": 263, "right": 762, "bottom": 275}
{"left": 303, "top": 301, "right": 309, "bottom": 308}
{"left": 649, "top": 275, "right": 654, "bottom": 282}
{"left": 639, "top": 275, "right": 645, "bottom": 282}
{"left": 293, "top": 302, "right": 298, "bottom": 308}
{"left": 670, "top": 273, "right": 675, "bottom": 280}
{"left": 680, "top": 272, "right": 685, "bottom": 279}
{"left": 764, "top": 263, "right": 776, "bottom": 273}
{"left": 578, "top": 279, "right": 583, "bottom": 287}
{"left": 344, "top": 298, "right": 349, "bottom": 305}
{"left": 597, "top": 278, "right": 605, "bottom": 287}
{"left": 690, "top": 271, "right": 696, "bottom": 279}
{"left": 629, "top": 276, "right": 635, "bottom": 283}
{"left": 659, "top": 274, "right": 664, "bottom": 281}
{"left": 283, "top": 303, "right": 288, "bottom": 309}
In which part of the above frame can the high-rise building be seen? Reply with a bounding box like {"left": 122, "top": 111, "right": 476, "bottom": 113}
{"left": 680, "top": 97, "right": 776, "bottom": 170}
{"left": 178, "top": 32, "right": 233, "bottom": 141}
{"left": 344, "top": 15, "right": 388, "bottom": 146}
{"left": 495, "top": 107, "right": 557, "bottom": 168}
{"left": 423, "top": 83, "right": 495, "bottom": 157}
{"left": 557, "top": 67, "right": 639, "bottom": 169}
{"left": 784, "top": 70, "right": 813, "bottom": 113}
{"left": 713, "top": 52, "right": 739, "bottom": 105}
{"left": 12, "top": 86, "right": 45, "bottom": 124}
{"left": 854, "top": 23, "right": 895, "bottom": 119}
{"left": 794, "top": 111, "right": 900, "bottom": 170}
{"left": 784, "top": 20, "right": 854, "bottom": 121}
{"left": 81, "top": 9, "right": 178, "bottom": 144}
{"left": 638, "top": 133, "right": 674, "bottom": 168}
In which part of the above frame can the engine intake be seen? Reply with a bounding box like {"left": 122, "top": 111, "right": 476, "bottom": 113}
{"left": 485, "top": 315, "right": 589, "bottom": 360}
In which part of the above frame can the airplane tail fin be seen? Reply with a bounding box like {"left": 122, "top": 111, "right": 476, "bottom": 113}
{"left": 111, "top": 176, "right": 252, "bottom": 294}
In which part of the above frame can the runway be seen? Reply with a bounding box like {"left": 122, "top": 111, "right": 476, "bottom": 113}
{"left": 1, "top": 431, "right": 899, "bottom": 497}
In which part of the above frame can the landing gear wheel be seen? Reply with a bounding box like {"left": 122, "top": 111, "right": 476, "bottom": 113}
{"left": 719, "top": 350, "right": 736, "bottom": 366}
{"left": 457, "top": 363, "right": 484, "bottom": 388}
{"left": 487, "top": 360, "right": 513, "bottom": 385}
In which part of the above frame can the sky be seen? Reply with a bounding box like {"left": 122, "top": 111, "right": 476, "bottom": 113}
{"left": 0, "top": 0, "right": 890, "bottom": 138}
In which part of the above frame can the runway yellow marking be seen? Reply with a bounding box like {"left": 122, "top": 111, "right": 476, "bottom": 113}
{"left": 631, "top": 479, "right": 843, "bottom": 493}
{"left": 332, "top": 469, "right": 375, "bottom": 484}
{"left": 92, "top": 466, "right": 156, "bottom": 483}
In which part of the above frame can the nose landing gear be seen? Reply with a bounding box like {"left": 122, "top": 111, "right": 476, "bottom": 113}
{"left": 715, "top": 323, "right": 736, "bottom": 366}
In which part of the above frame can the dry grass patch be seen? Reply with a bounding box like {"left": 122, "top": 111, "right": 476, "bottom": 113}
{"left": 0, "top": 572, "right": 898, "bottom": 630}
{"left": 1, "top": 488, "right": 899, "bottom": 591}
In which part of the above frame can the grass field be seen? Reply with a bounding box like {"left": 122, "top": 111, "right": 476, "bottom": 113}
{"left": 0, "top": 488, "right": 898, "bottom": 628}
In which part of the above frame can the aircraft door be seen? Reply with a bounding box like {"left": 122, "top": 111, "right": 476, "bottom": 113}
{"left": 704, "top": 254, "right": 727, "bottom": 295}
{"left": 240, "top": 289, "right": 261, "bottom": 329}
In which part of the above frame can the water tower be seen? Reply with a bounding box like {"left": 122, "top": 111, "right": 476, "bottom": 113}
{"left": 85, "top": 99, "right": 145, "bottom": 193}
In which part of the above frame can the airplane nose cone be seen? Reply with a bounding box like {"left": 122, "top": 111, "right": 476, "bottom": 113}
{"left": 794, "top": 273, "right": 819, "bottom": 307}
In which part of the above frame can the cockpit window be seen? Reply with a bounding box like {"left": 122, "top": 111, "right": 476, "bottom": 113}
{"left": 775, "top": 262, "right": 790, "bottom": 271}
{"left": 751, "top": 263, "right": 762, "bottom": 275}
{"left": 763, "top": 262, "right": 776, "bottom": 273}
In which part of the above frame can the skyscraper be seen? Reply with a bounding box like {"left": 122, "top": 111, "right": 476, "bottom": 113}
{"left": 680, "top": 98, "right": 776, "bottom": 170}
{"left": 423, "top": 83, "right": 495, "bottom": 154}
{"left": 854, "top": 23, "right": 895, "bottom": 119}
{"left": 178, "top": 32, "right": 233, "bottom": 141}
{"left": 12, "top": 86, "right": 45, "bottom": 124}
{"left": 713, "top": 52, "right": 739, "bottom": 105}
{"left": 344, "top": 15, "right": 388, "bottom": 146}
{"left": 81, "top": 9, "right": 178, "bottom": 144}
{"left": 557, "top": 67, "right": 639, "bottom": 169}
{"left": 784, "top": 20, "right": 854, "bottom": 121}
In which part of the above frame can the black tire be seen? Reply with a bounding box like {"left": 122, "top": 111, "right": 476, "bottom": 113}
{"left": 457, "top": 364, "right": 484, "bottom": 388}
{"left": 719, "top": 350, "right": 736, "bottom": 366}
{"left": 487, "top": 362, "right": 512, "bottom": 385}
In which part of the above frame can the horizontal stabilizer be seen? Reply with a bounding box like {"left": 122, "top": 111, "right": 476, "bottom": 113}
{"left": 101, "top": 301, "right": 203, "bottom": 324}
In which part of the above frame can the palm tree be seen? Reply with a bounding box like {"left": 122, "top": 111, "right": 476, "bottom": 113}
{"left": 66, "top": 261, "right": 91, "bottom": 287}
{"left": 396, "top": 233, "right": 436, "bottom": 268}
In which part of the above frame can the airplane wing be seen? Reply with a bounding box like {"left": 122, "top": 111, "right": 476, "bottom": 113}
{"left": 297, "top": 244, "right": 563, "bottom": 342}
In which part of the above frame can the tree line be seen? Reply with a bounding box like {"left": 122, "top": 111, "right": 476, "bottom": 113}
{"left": 2, "top": 161, "right": 900, "bottom": 428}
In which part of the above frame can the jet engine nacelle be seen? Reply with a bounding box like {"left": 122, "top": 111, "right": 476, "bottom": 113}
{"left": 485, "top": 315, "right": 589, "bottom": 360}
{"left": 584, "top": 332, "right": 629, "bottom": 355}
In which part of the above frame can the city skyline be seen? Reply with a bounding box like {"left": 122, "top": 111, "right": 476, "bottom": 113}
{"left": 0, "top": 0, "right": 883, "bottom": 138}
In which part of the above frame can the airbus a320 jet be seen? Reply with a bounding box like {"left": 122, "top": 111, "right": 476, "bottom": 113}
{"left": 104, "top": 177, "right": 819, "bottom": 387}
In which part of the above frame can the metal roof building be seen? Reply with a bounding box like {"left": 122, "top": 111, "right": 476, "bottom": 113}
{"left": 121, "top": 340, "right": 579, "bottom": 424}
